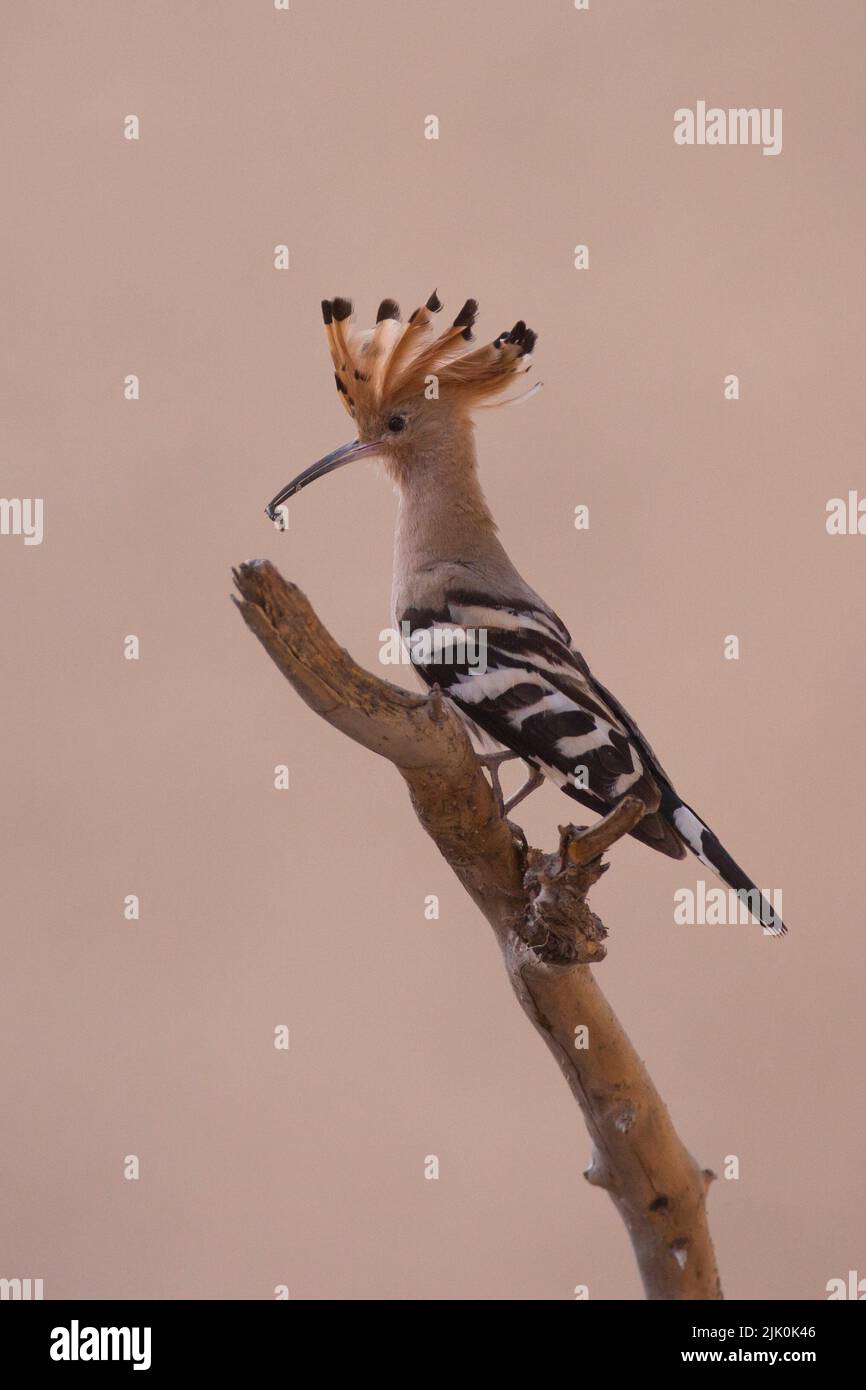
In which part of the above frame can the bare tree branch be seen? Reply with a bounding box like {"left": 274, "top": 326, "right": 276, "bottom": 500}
{"left": 232, "top": 559, "right": 722, "bottom": 1301}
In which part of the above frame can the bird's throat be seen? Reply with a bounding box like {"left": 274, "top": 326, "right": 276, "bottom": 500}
{"left": 392, "top": 430, "right": 501, "bottom": 575}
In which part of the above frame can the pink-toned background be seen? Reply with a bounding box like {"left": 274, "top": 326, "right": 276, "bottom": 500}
{"left": 2, "top": 1, "right": 864, "bottom": 1299}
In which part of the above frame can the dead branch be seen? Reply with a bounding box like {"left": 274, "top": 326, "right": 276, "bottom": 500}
{"left": 232, "top": 559, "right": 722, "bottom": 1301}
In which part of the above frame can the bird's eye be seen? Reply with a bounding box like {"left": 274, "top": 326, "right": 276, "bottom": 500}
{"left": 387, "top": 415, "right": 407, "bottom": 433}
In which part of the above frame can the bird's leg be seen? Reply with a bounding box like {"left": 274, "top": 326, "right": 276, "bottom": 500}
{"left": 504, "top": 765, "right": 544, "bottom": 815}
{"left": 478, "top": 750, "right": 521, "bottom": 771}
{"left": 478, "top": 752, "right": 544, "bottom": 819}
{"left": 478, "top": 750, "right": 521, "bottom": 817}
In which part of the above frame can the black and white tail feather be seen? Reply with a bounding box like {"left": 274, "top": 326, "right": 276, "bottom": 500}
{"left": 402, "top": 589, "right": 786, "bottom": 936}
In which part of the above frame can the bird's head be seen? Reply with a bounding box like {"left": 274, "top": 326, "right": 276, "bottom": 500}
{"left": 265, "top": 291, "right": 537, "bottom": 518}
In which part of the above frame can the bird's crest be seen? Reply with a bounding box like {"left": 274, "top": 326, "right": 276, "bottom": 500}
{"left": 321, "top": 292, "right": 537, "bottom": 420}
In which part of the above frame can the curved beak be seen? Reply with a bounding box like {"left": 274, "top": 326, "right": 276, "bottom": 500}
{"left": 265, "top": 438, "right": 381, "bottom": 520}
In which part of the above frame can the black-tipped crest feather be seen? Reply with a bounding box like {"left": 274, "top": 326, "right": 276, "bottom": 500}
{"left": 321, "top": 289, "right": 537, "bottom": 412}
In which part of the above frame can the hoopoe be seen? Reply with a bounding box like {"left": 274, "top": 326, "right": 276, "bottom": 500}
{"left": 266, "top": 292, "right": 786, "bottom": 935}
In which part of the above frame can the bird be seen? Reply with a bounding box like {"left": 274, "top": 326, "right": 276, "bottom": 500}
{"left": 265, "top": 292, "right": 785, "bottom": 935}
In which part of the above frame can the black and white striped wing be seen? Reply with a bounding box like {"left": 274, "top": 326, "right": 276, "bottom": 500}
{"left": 400, "top": 589, "right": 684, "bottom": 858}
{"left": 400, "top": 587, "right": 787, "bottom": 932}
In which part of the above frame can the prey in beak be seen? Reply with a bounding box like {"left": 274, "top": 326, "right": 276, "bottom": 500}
{"left": 265, "top": 438, "right": 381, "bottom": 521}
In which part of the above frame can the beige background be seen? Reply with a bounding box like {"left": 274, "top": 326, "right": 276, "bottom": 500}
{"left": 2, "top": 1, "right": 864, "bottom": 1300}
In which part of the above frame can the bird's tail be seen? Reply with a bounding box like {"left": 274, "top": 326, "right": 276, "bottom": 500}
{"left": 662, "top": 791, "right": 786, "bottom": 936}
